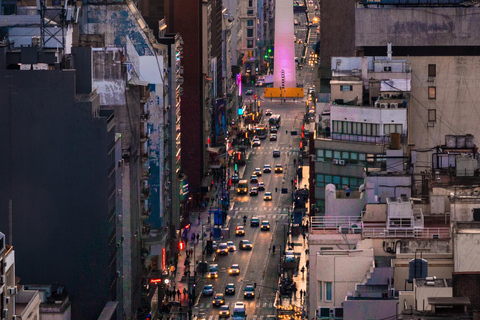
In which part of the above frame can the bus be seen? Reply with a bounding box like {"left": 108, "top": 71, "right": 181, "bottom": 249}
{"left": 233, "top": 302, "right": 247, "bottom": 320}
{"left": 268, "top": 115, "right": 281, "bottom": 129}
{"left": 255, "top": 125, "right": 268, "bottom": 139}
{"left": 237, "top": 180, "right": 248, "bottom": 194}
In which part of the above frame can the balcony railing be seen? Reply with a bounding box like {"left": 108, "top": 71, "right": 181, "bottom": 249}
{"left": 310, "top": 216, "right": 451, "bottom": 239}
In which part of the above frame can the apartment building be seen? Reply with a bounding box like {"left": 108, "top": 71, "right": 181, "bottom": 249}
{"left": 237, "top": 0, "right": 259, "bottom": 82}
{"left": 312, "top": 54, "right": 409, "bottom": 214}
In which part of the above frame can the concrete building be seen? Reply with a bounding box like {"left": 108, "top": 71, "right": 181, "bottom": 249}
{"left": 0, "top": 43, "right": 121, "bottom": 319}
{"left": 312, "top": 55, "right": 410, "bottom": 214}
{"left": 237, "top": 0, "right": 260, "bottom": 82}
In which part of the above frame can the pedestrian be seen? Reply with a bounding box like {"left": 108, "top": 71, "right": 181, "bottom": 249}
{"left": 286, "top": 130, "right": 288, "bottom": 134}
{"left": 301, "top": 266, "right": 305, "bottom": 277}
{"left": 183, "top": 288, "right": 187, "bottom": 298}
{"left": 196, "top": 234, "right": 200, "bottom": 243}
{"left": 346, "top": 185, "right": 351, "bottom": 197}
{"left": 275, "top": 187, "right": 278, "bottom": 193}
{"left": 300, "top": 289, "right": 303, "bottom": 299}
{"left": 190, "top": 248, "right": 193, "bottom": 256}
{"left": 176, "top": 289, "right": 181, "bottom": 300}
{"left": 293, "top": 286, "right": 298, "bottom": 299}
{"left": 272, "top": 245, "right": 276, "bottom": 254}
{"left": 302, "top": 233, "right": 306, "bottom": 241}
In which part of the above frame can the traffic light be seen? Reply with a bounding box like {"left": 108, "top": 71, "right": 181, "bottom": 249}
{"left": 254, "top": 94, "right": 257, "bottom": 100}
{"left": 235, "top": 163, "right": 238, "bottom": 171}
{"left": 179, "top": 241, "right": 185, "bottom": 251}
{"left": 268, "top": 48, "right": 272, "bottom": 53}
{"left": 264, "top": 54, "right": 268, "bottom": 59}
{"left": 294, "top": 179, "right": 297, "bottom": 187}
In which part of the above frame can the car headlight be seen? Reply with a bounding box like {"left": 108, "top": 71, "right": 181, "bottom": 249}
{"left": 252, "top": 292, "right": 255, "bottom": 296}
{"left": 207, "top": 274, "right": 211, "bottom": 278}
{"left": 221, "top": 300, "right": 224, "bottom": 303}
{"left": 226, "top": 311, "right": 230, "bottom": 315}
{"left": 217, "top": 249, "right": 220, "bottom": 253}
{"left": 244, "top": 293, "right": 247, "bottom": 295}
{"left": 228, "top": 269, "right": 232, "bottom": 273}
{"left": 215, "top": 274, "right": 218, "bottom": 278}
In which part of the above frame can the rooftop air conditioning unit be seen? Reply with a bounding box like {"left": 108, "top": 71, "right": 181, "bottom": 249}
{"left": 380, "top": 103, "right": 389, "bottom": 108}
{"left": 338, "top": 159, "right": 346, "bottom": 165}
{"left": 332, "top": 159, "right": 339, "bottom": 165}
{"left": 390, "top": 103, "right": 398, "bottom": 108}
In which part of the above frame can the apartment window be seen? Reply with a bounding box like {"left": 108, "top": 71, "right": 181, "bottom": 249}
{"left": 428, "top": 64, "right": 436, "bottom": 77}
{"left": 342, "top": 151, "right": 349, "bottom": 159}
{"left": 428, "top": 109, "right": 436, "bottom": 122}
{"left": 317, "top": 149, "right": 324, "bottom": 161}
{"left": 319, "top": 281, "right": 323, "bottom": 300}
{"left": 248, "top": 0, "right": 253, "bottom": 7}
{"left": 247, "top": 9, "right": 254, "bottom": 15}
{"left": 247, "top": 19, "right": 254, "bottom": 26}
{"left": 428, "top": 86, "right": 436, "bottom": 99}
{"left": 340, "top": 85, "right": 352, "bottom": 91}
{"left": 247, "top": 40, "right": 254, "bottom": 48}
{"left": 384, "top": 66, "right": 392, "bottom": 72}
{"left": 325, "top": 282, "right": 332, "bottom": 301}
{"left": 325, "top": 150, "right": 332, "bottom": 158}
{"left": 384, "top": 124, "right": 403, "bottom": 135}
{"left": 247, "top": 28, "right": 254, "bottom": 37}
{"left": 316, "top": 174, "right": 324, "bottom": 187}
{"left": 333, "top": 151, "right": 341, "bottom": 159}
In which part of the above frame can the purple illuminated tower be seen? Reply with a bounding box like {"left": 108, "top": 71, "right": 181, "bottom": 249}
{"left": 273, "top": 0, "right": 296, "bottom": 88}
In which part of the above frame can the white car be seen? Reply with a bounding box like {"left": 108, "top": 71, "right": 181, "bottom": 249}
{"left": 253, "top": 138, "right": 261, "bottom": 147}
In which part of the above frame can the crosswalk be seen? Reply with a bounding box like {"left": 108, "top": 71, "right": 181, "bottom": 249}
{"left": 248, "top": 146, "right": 300, "bottom": 156}
{"left": 200, "top": 314, "right": 276, "bottom": 320}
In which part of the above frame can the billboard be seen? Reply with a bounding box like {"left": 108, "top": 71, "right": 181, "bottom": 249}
{"left": 215, "top": 98, "right": 226, "bottom": 145}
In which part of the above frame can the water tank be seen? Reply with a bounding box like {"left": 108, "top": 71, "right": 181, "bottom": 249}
{"left": 408, "top": 258, "right": 428, "bottom": 283}
{"left": 456, "top": 135, "right": 466, "bottom": 148}
{"left": 465, "top": 134, "right": 475, "bottom": 148}
{"left": 445, "top": 135, "right": 456, "bottom": 148}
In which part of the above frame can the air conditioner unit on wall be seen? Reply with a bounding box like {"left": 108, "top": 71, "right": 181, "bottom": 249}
{"left": 8, "top": 287, "right": 16, "bottom": 295}
{"left": 380, "top": 103, "right": 389, "bottom": 108}
{"left": 332, "top": 159, "right": 339, "bottom": 165}
{"left": 338, "top": 159, "right": 346, "bottom": 165}
{"left": 390, "top": 103, "right": 398, "bottom": 108}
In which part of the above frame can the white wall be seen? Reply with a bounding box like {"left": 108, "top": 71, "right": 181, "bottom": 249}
{"left": 331, "top": 105, "right": 407, "bottom": 136}
{"left": 454, "top": 232, "right": 480, "bottom": 272}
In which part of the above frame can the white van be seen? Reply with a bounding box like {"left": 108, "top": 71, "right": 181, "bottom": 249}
{"left": 233, "top": 302, "right": 247, "bottom": 320}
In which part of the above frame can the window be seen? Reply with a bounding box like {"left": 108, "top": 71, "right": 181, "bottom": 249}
{"left": 324, "top": 175, "right": 332, "bottom": 184}
{"left": 319, "top": 281, "right": 323, "bottom": 300}
{"left": 316, "top": 174, "right": 324, "bottom": 187}
{"left": 247, "top": 9, "right": 254, "bottom": 15}
{"left": 333, "top": 151, "right": 341, "bottom": 159}
{"left": 340, "top": 85, "right": 352, "bottom": 91}
{"left": 342, "top": 151, "right": 349, "bottom": 159}
{"left": 247, "top": 40, "right": 254, "bottom": 48}
{"left": 248, "top": 0, "right": 253, "bottom": 6}
{"left": 350, "top": 152, "right": 358, "bottom": 161}
{"left": 384, "top": 66, "right": 392, "bottom": 72}
{"left": 428, "top": 86, "right": 436, "bottom": 99}
{"left": 247, "top": 28, "right": 254, "bottom": 37}
{"left": 384, "top": 124, "right": 403, "bottom": 135}
{"left": 325, "top": 150, "right": 332, "bottom": 158}
{"left": 428, "top": 64, "right": 436, "bottom": 77}
{"left": 247, "top": 19, "right": 254, "bottom": 26}
{"left": 317, "top": 149, "right": 324, "bottom": 161}
{"left": 428, "top": 109, "right": 436, "bottom": 122}
{"left": 325, "top": 282, "right": 332, "bottom": 301}
{"left": 359, "top": 153, "right": 366, "bottom": 161}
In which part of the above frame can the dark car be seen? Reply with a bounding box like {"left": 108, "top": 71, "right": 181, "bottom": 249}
{"left": 235, "top": 225, "right": 245, "bottom": 236}
{"left": 250, "top": 175, "right": 258, "bottom": 183}
{"left": 225, "top": 283, "right": 236, "bottom": 295}
{"left": 250, "top": 216, "right": 259, "bottom": 227}
{"left": 257, "top": 182, "right": 265, "bottom": 191}
{"left": 203, "top": 284, "right": 214, "bottom": 296}
{"left": 217, "top": 243, "right": 229, "bottom": 255}
{"left": 249, "top": 187, "right": 258, "bottom": 196}
{"left": 275, "top": 164, "right": 283, "bottom": 173}
{"left": 273, "top": 149, "right": 280, "bottom": 157}
{"left": 263, "top": 165, "right": 272, "bottom": 173}
{"left": 231, "top": 174, "right": 239, "bottom": 183}
{"left": 212, "top": 293, "right": 225, "bottom": 307}
{"left": 239, "top": 240, "right": 253, "bottom": 250}
{"left": 243, "top": 285, "right": 255, "bottom": 299}
{"left": 261, "top": 220, "right": 270, "bottom": 231}
{"left": 245, "top": 90, "right": 254, "bottom": 96}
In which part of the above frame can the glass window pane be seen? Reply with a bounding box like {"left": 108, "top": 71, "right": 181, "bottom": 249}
{"left": 247, "top": 19, "right": 254, "bottom": 26}
{"left": 319, "top": 281, "right": 323, "bottom": 300}
{"left": 347, "top": 122, "right": 352, "bottom": 134}
{"left": 342, "top": 151, "right": 349, "bottom": 159}
{"left": 352, "top": 122, "right": 357, "bottom": 134}
{"left": 396, "top": 124, "right": 402, "bottom": 134}
{"left": 359, "top": 153, "right": 366, "bottom": 161}
{"left": 333, "top": 176, "right": 341, "bottom": 184}
{"left": 362, "top": 123, "right": 367, "bottom": 135}
{"left": 317, "top": 150, "right": 324, "bottom": 157}
{"left": 325, "top": 175, "right": 332, "bottom": 183}
{"left": 342, "top": 177, "right": 349, "bottom": 186}
{"left": 247, "top": 29, "right": 254, "bottom": 37}
{"left": 366, "top": 123, "right": 372, "bottom": 136}
{"left": 351, "top": 152, "right": 358, "bottom": 160}
{"left": 333, "top": 151, "right": 341, "bottom": 159}
{"left": 350, "top": 178, "right": 358, "bottom": 187}
{"left": 325, "top": 150, "right": 332, "bottom": 158}
{"left": 343, "top": 122, "right": 348, "bottom": 133}
{"left": 326, "top": 282, "right": 332, "bottom": 301}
